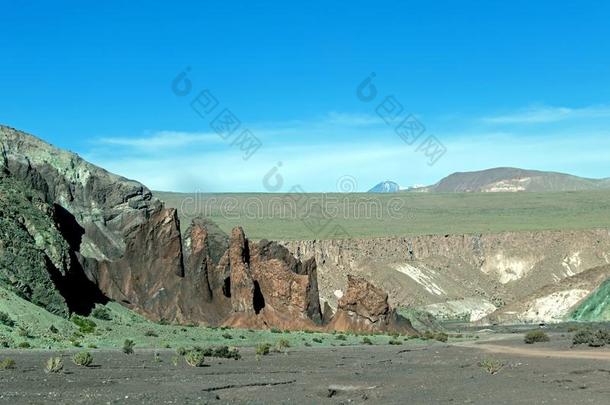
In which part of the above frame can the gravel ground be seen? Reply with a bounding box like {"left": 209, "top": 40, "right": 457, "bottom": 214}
{"left": 0, "top": 333, "right": 609, "bottom": 404}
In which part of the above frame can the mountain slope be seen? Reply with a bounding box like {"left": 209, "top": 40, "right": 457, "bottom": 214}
{"left": 415, "top": 167, "right": 610, "bottom": 193}
{"left": 368, "top": 181, "right": 401, "bottom": 193}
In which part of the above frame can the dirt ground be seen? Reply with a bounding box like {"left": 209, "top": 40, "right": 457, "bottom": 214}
{"left": 1, "top": 333, "right": 609, "bottom": 404}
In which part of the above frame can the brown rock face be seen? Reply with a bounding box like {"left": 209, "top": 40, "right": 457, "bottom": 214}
{"left": 222, "top": 229, "right": 322, "bottom": 330}
{"left": 327, "top": 275, "right": 416, "bottom": 334}
{"left": 1, "top": 125, "right": 414, "bottom": 333}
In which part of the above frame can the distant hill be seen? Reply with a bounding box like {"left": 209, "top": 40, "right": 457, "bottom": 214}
{"left": 368, "top": 181, "right": 401, "bottom": 193}
{"left": 412, "top": 167, "right": 610, "bottom": 193}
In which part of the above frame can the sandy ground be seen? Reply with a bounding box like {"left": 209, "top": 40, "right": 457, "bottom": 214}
{"left": 1, "top": 333, "right": 609, "bottom": 404}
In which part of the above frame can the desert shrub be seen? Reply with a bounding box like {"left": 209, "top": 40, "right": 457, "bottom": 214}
{"left": 211, "top": 346, "right": 241, "bottom": 360}
{"left": 573, "top": 328, "right": 610, "bottom": 347}
{"left": 0, "top": 359, "right": 16, "bottom": 370}
{"left": 71, "top": 315, "right": 96, "bottom": 334}
{"left": 48, "top": 325, "right": 59, "bottom": 334}
{"left": 256, "top": 343, "right": 272, "bottom": 356}
{"left": 270, "top": 328, "right": 281, "bottom": 333}
{"left": 389, "top": 339, "right": 403, "bottom": 345}
{"left": 71, "top": 340, "right": 82, "bottom": 347}
{"left": 17, "top": 341, "right": 31, "bottom": 349}
{"left": 91, "top": 305, "right": 112, "bottom": 321}
{"left": 0, "top": 335, "right": 12, "bottom": 348}
{"left": 176, "top": 347, "right": 188, "bottom": 356}
{"left": 171, "top": 356, "right": 180, "bottom": 366}
{"left": 361, "top": 337, "right": 373, "bottom": 345}
{"left": 478, "top": 358, "right": 504, "bottom": 375}
{"left": 87, "top": 344, "right": 97, "bottom": 349}
{"left": 222, "top": 333, "right": 233, "bottom": 339}
{"left": 157, "top": 318, "right": 170, "bottom": 326}
{"left": 304, "top": 342, "right": 311, "bottom": 347}
{"left": 524, "top": 330, "right": 550, "bottom": 344}
{"left": 0, "top": 311, "right": 15, "bottom": 327}
{"left": 434, "top": 332, "right": 449, "bottom": 343}
{"left": 122, "top": 339, "right": 135, "bottom": 354}
{"left": 72, "top": 351, "right": 93, "bottom": 367}
{"left": 184, "top": 350, "right": 205, "bottom": 367}
{"left": 312, "top": 337, "right": 323, "bottom": 344}
{"left": 276, "top": 339, "right": 290, "bottom": 350}
{"left": 45, "top": 356, "right": 63, "bottom": 373}
{"left": 153, "top": 352, "right": 162, "bottom": 363}
{"left": 17, "top": 325, "right": 31, "bottom": 338}
{"left": 335, "top": 334, "right": 347, "bottom": 341}
{"left": 144, "top": 330, "right": 158, "bottom": 337}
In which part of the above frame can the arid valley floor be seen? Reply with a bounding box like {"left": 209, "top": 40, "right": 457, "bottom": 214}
{"left": 1, "top": 330, "right": 610, "bottom": 404}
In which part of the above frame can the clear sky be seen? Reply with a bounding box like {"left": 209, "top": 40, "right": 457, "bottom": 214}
{"left": 2, "top": 1, "right": 610, "bottom": 192}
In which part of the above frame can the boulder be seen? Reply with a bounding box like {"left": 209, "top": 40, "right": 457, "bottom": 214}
{"left": 327, "top": 275, "right": 416, "bottom": 334}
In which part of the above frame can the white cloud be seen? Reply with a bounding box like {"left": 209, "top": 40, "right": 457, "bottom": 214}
{"left": 83, "top": 110, "right": 610, "bottom": 192}
{"left": 481, "top": 105, "right": 610, "bottom": 124}
{"left": 98, "top": 131, "right": 221, "bottom": 149}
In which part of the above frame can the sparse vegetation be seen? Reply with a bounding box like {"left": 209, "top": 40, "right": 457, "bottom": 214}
{"left": 222, "top": 333, "right": 233, "bottom": 339}
{"left": 72, "top": 351, "right": 93, "bottom": 367}
{"left": 91, "top": 305, "right": 112, "bottom": 321}
{"left": 478, "top": 358, "right": 504, "bottom": 375}
{"left": 176, "top": 347, "right": 188, "bottom": 356}
{"left": 17, "top": 341, "right": 31, "bottom": 349}
{"left": 335, "top": 334, "right": 347, "bottom": 341}
{"left": 122, "top": 339, "right": 135, "bottom": 354}
{"left": 71, "top": 315, "right": 97, "bottom": 334}
{"left": 389, "top": 339, "right": 403, "bottom": 345}
{"left": 0, "top": 311, "right": 15, "bottom": 327}
{"left": 17, "top": 325, "right": 31, "bottom": 338}
{"left": 184, "top": 350, "right": 205, "bottom": 367}
{"left": 144, "top": 330, "right": 158, "bottom": 337}
{"left": 524, "top": 330, "right": 550, "bottom": 344}
{"left": 572, "top": 328, "right": 610, "bottom": 347}
{"left": 0, "top": 358, "right": 16, "bottom": 370}
{"left": 276, "top": 339, "right": 290, "bottom": 350}
{"left": 312, "top": 337, "right": 323, "bottom": 344}
{"left": 270, "top": 327, "right": 281, "bottom": 333}
{"left": 362, "top": 337, "right": 373, "bottom": 345}
{"left": 256, "top": 343, "right": 272, "bottom": 356}
{"left": 44, "top": 356, "right": 64, "bottom": 373}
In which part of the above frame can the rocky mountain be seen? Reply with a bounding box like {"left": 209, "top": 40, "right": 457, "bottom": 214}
{"left": 368, "top": 181, "right": 402, "bottom": 193}
{"left": 282, "top": 229, "right": 610, "bottom": 324}
{"left": 0, "top": 125, "right": 410, "bottom": 332}
{"left": 413, "top": 167, "right": 610, "bottom": 193}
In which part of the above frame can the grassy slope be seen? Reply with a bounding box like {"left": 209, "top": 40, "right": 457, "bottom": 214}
{"left": 156, "top": 190, "right": 610, "bottom": 240}
{"left": 0, "top": 287, "right": 440, "bottom": 350}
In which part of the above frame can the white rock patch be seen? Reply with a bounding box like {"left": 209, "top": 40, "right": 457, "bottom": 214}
{"left": 520, "top": 289, "right": 589, "bottom": 323}
{"left": 424, "top": 298, "right": 497, "bottom": 322}
{"left": 393, "top": 264, "right": 446, "bottom": 296}
{"left": 561, "top": 252, "right": 582, "bottom": 277}
{"left": 481, "top": 253, "right": 535, "bottom": 284}
{"left": 334, "top": 290, "right": 344, "bottom": 299}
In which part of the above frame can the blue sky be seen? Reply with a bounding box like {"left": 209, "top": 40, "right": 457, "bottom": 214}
{"left": 2, "top": 1, "right": 610, "bottom": 192}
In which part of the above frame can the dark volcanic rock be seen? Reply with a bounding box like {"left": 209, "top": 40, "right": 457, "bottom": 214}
{"left": 327, "top": 275, "right": 416, "bottom": 334}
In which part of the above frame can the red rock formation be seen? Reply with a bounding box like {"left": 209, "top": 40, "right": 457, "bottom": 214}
{"left": 327, "top": 275, "right": 416, "bottom": 334}
{"left": 222, "top": 228, "right": 322, "bottom": 330}
{"left": 0, "top": 126, "right": 414, "bottom": 334}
